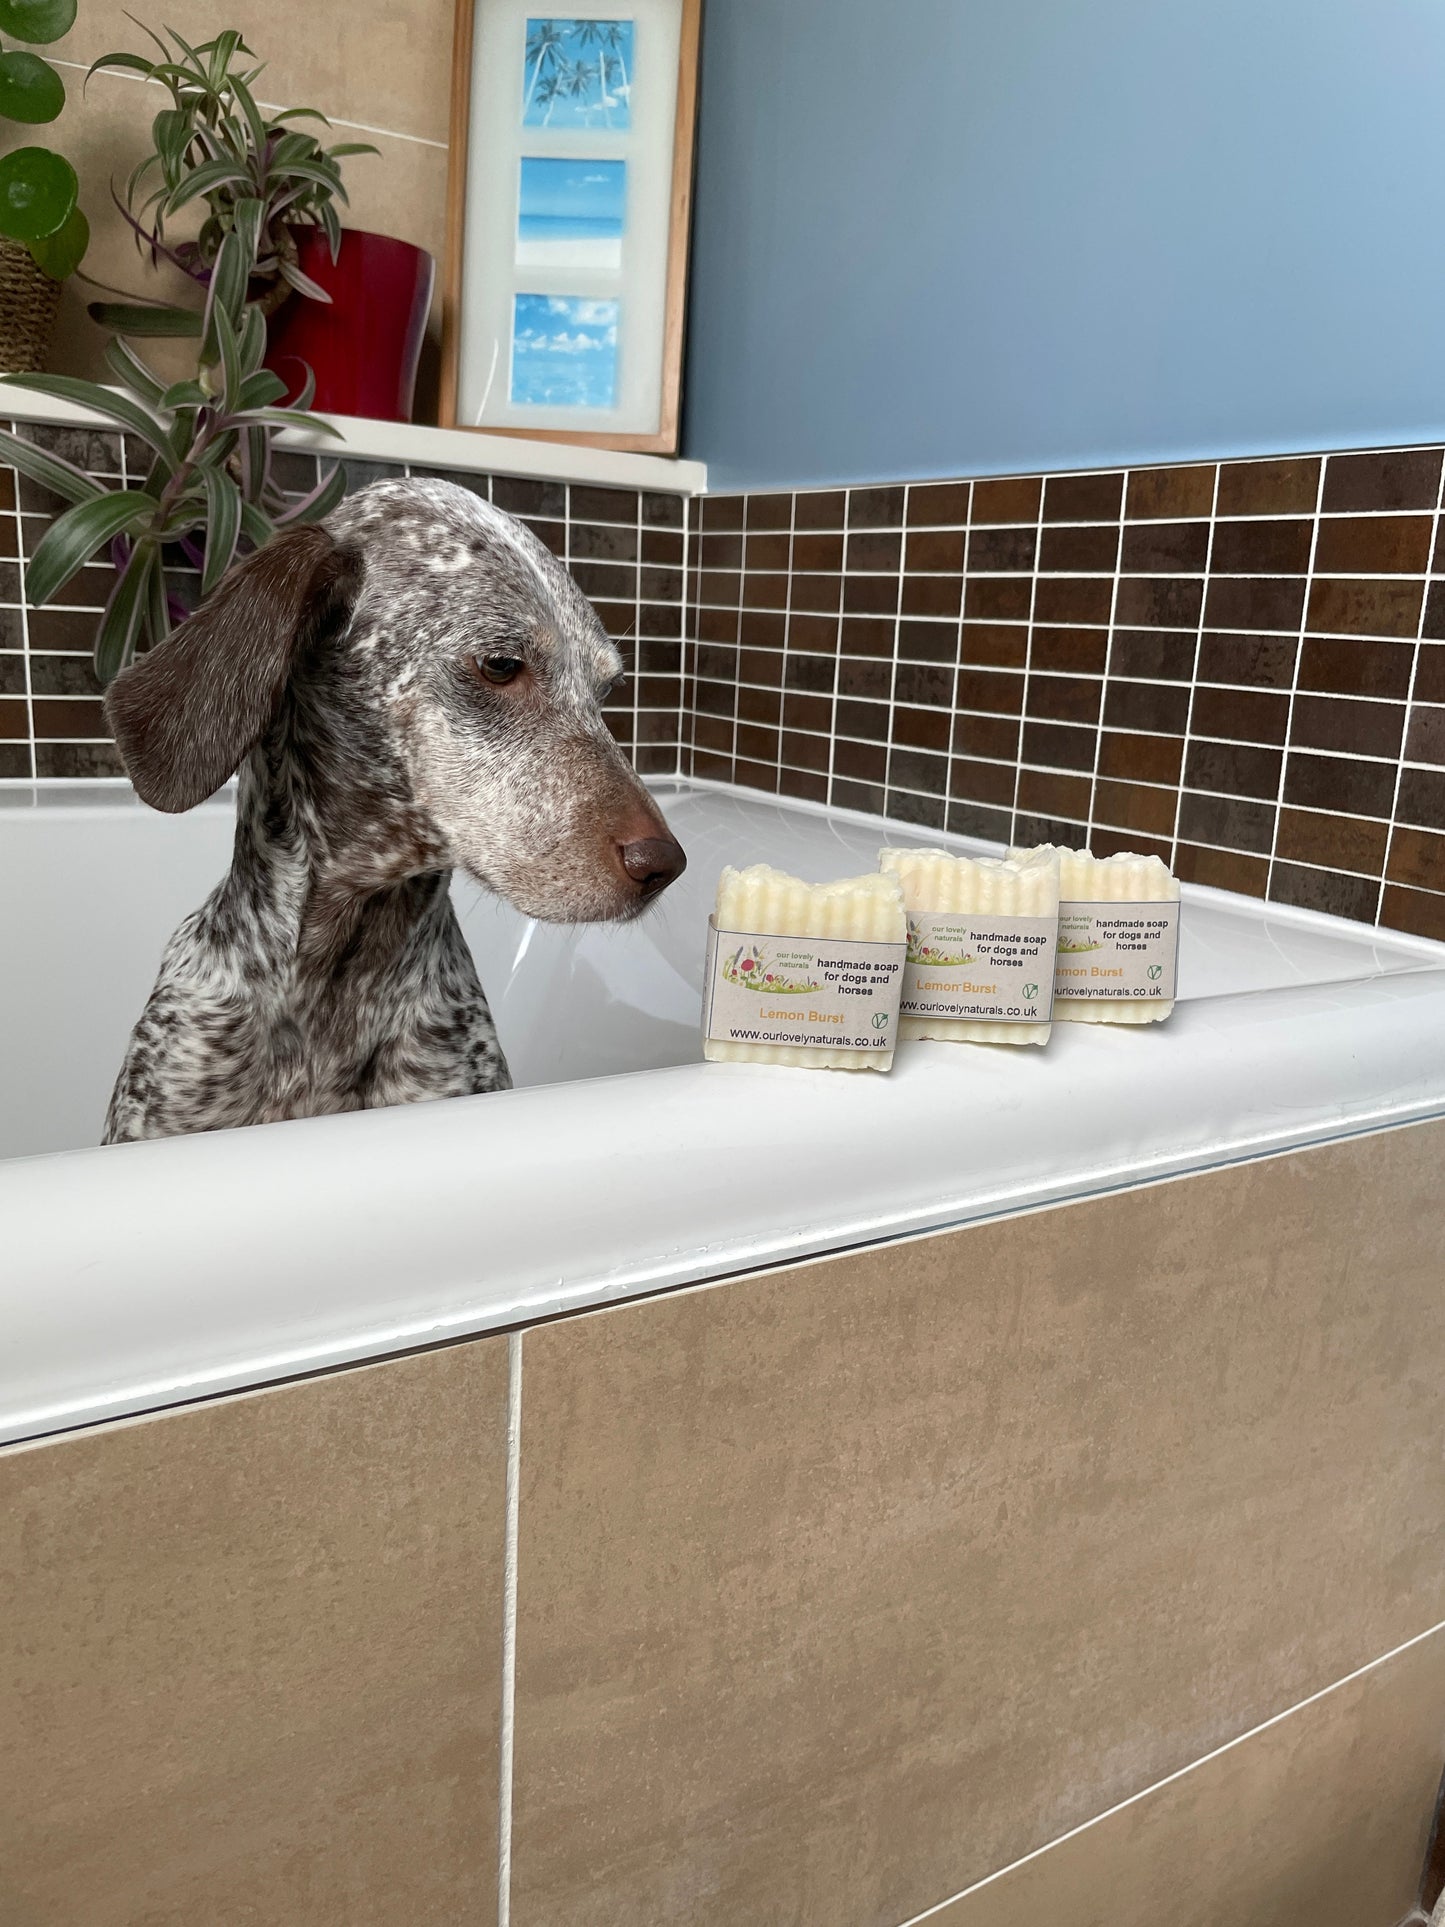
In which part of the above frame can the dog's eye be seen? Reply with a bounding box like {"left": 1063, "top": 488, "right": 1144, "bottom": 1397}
{"left": 477, "top": 652, "right": 525, "bottom": 685}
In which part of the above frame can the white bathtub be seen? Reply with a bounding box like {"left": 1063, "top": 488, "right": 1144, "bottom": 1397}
{"left": 4, "top": 776, "right": 1445, "bottom": 1446}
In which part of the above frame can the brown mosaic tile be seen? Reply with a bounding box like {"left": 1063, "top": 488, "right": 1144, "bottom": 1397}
{"left": 0, "top": 694, "right": 25, "bottom": 737}
{"left": 1406, "top": 706, "right": 1445, "bottom": 765}
{"left": 1422, "top": 586, "right": 1445, "bottom": 641}
{"left": 966, "top": 577, "right": 1033, "bottom": 621}
{"left": 737, "top": 685, "right": 782, "bottom": 726}
{"left": 1097, "top": 730, "right": 1184, "bottom": 787}
{"left": 570, "top": 484, "right": 638, "bottom": 524}
{"left": 739, "top": 610, "right": 785, "bottom": 648}
{"left": 782, "top": 692, "right": 832, "bottom": 734}
{"left": 1282, "top": 751, "right": 1396, "bottom": 819}
{"left": 642, "top": 491, "right": 685, "bottom": 529}
{"left": 836, "top": 657, "right": 892, "bottom": 700}
{"left": 953, "top": 713, "right": 1021, "bottom": 761}
{"left": 1019, "top": 720, "right": 1096, "bottom": 771}
{"left": 1277, "top": 807, "right": 1388, "bottom": 876}
{"left": 1196, "top": 633, "right": 1298, "bottom": 687}
{"left": 1313, "top": 515, "right": 1432, "bottom": 576}
{"left": 1031, "top": 626, "right": 1109, "bottom": 675}
{"left": 1113, "top": 577, "right": 1203, "bottom": 629}
{"left": 32, "top": 697, "right": 105, "bottom": 737}
{"left": 956, "top": 669, "right": 1024, "bottom": 715}
{"left": 1184, "top": 740, "right": 1283, "bottom": 800}
{"left": 1174, "top": 842, "right": 1269, "bottom": 897}
{"left": 1306, "top": 578, "right": 1423, "bottom": 639}
{"left": 1202, "top": 577, "right": 1307, "bottom": 633}
{"left": 904, "top": 528, "right": 966, "bottom": 572}
{"left": 787, "top": 611, "right": 839, "bottom": 651}
{"left": 0, "top": 652, "right": 23, "bottom": 695}
{"left": 1298, "top": 636, "right": 1414, "bottom": 700}
{"left": 792, "top": 489, "right": 847, "bottom": 530}
{"left": 1290, "top": 694, "right": 1405, "bottom": 760}
{"left": 1102, "top": 680, "right": 1191, "bottom": 735}
{"left": 788, "top": 653, "right": 842, "bottom": 695}
{"left": 746, "top": 492, "right": 793, "bottom": 531}
{"left": 1216, "top": 457, "right": 1320, "bottom": 517}
{"left": 946, "top": 799, "right": 1012, "bottom": 842}
{"left": 949, "top": 757, "right": 1016, "bottom": 807}
{"left": 699, "top": 495, "right": 743, "bottom": 532}
{"left": 780, "top": 729, "right": 829, "bottom": 774}
{"left": 1379, "top": 882, "right": 1445, "bottom": 941}
{"left": 1271, "top": 861, "right": 1381, "bottom": 922}
{"left": 847, "top": 486, "right": 905, "bottom": 528}
{"left": 892, "top": 704, "right": 950, "bottom": 753}
{"left": 842, "top": 575, "right": 899, "bottom": 615}
{"left": 732, "top": 757, "right": 780, "bottom": 791}
{"left": 792, "top": 532, "right": 843, "bottom": 572}
{"left": 735, "top": 722, "right": 780, "bottom": 765}
{"left": 1024, "top": 674, "right": 1102, "bottom": 726}
{"left": 1038, "top": 524, "right": 1119, "bottom": 573}
{"left": 841, "top": 531, "right": 898, "bottom": 574}
{"left": 898, "top": 618, "right": 960, "bottom": 662}
{"left": 35, "top": 740, "right": 124, "bottom": 777}
{"left": 0, "top": 740, "right": 29, "bottom": 776}
{"left": 1126, "top": 464, "right": 1216, "bottom": 520}
{"left": 1032, "top": 577, "right": 1113, "bottom": 625}
{"left": 1386, "top": 825, "right": 1445, "bottom": 892}
{"left": 967, "top": 526, "right": 1037, "bottom": 572}
{"left": 835, "top": 701, "right": 888, "bottom": 744}
{"left": 1396, "top": 767, "right": 1445, "bottom": 830}
{"left": 745, "top": 532, "right": 791, "bottom": 572}
{"left": 27, "top": 608, "right": 102, "bottom": 652}
{"left": 1322, "top": 449, "right": 1441, "bottom": 513}
{"left": 741, "top": 572, "right": 789, "bottom": 611}
{"left": 906, "top": 481, "right": 971, "bottom": 525}
{"left": 1209, "top": 519, "right": 1313, "bottom": 576}
{"left": 791, "top": 573, "right": 843, "bottom": 613}
{"left": 571, "top": 522, "right": 637, "bottom": 561}
{"left": 889, "top": 746, "right": 948, "bottom": 795}
{"left": 840, "top": 615, "right": 895, "bottom": 657}
{"left": 1014, "top": 810, "right": 1090, "bottom": 849}
{"left": 893, "top": 661, "right": 956, "bottom": 707}
{"left": 1176, "top": 791, "right": 1276, "bottom": 855}
{"left": 885, "top": 787, "right": 945, "bottom": 829}
{"left": 1108, "top": 630, "right": 1197, "bottom": 681}
{"left": 835, "top": 738, "right": 887, "bottom": 783}
{"left": 971, "top": 476, "right": 1041, "bottom": 524}
{"left": 831, "top": 776, "right": 885, "bottom": 815}
{"left": 738, "top": 648, "right": 783, "bottom": 688}
{"left": 1119, "top": 521, "right": 1209, "bottom": 575}
{"left": 901, "top": 575, "right": 963, "bottom": 618}
{"left": 780, "top": 767, "right": 828, "bottom": 804}
{"left": 1042, "top": 472, "right": 1124, "bottom": 522}
{"left": 1017, "top": 767, "right": 1090, "bottom": 819}
{"left": 1092, "top": 778, "right": 1177, "bottom": 838}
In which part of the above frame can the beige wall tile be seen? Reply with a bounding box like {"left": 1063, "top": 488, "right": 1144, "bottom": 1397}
{"left": 0, "top": 1338, "right": 508, "bottom": 1926}
{"left": 48, "top": 0, "right": 456, "bottom": 145}
{"left": 926, "top": 1623, "right": 1445, "bottom": 1927}
{"left": 510, "top": 1121, "right": 1445, "bottom": 1927}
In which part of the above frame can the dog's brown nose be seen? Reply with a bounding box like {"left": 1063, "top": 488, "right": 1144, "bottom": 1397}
{"left": 619, "top": 834, "right": 687, "bottom": 900}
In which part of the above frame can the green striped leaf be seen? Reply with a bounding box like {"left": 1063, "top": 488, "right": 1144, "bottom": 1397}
{"left": 27, "top": 490, "right": 156, "bottom": 607}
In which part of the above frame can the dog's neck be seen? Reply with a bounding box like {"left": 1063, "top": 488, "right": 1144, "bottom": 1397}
{"left": 224, "top": 696, "right": 452, "bottom": 983}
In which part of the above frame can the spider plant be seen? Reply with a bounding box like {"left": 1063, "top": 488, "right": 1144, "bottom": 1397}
{"left": 0, "top": 222, "right": 345, "bottom": 681}
{"left": 0, "top": 0, "right": 88, "bottom": 278}
{"left": 86, "top": 23, "right": 375, "bottom": 337}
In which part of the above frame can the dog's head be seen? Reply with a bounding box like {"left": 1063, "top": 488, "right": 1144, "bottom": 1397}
{"left": 105, "top": 478, "right": 684, "bottom": 923}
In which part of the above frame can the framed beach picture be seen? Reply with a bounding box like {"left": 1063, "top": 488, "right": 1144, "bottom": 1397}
{"left": 441, "top": 0, "right": 701, "bottom": 452}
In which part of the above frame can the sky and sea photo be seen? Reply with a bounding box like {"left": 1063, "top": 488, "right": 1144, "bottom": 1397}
{"left": 510, "top": 293, "right": 619, "bottom": 408}
{"left": 517, "top": 157, "right": 625, "bottom": 268}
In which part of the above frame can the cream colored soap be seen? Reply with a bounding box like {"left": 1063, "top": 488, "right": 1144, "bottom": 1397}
{"left": 880, "top": 846, "right": 1060, "bottom": 1045}
{"left": 1011, "top": 845, "right": 1180, "bottom": 1024}
{"left": 705, "top": 864, "right": 907, "bottom": 1070}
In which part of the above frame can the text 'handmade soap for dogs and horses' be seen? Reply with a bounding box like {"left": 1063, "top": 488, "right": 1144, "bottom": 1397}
{"left": 1010, "top": 845, "right": 1181, "bottom": 1024}
{"left": 880, "top": 844, "right": 1061, "bottom": 1046}
{"left": 702, "top": 864, "right": 907, "bottom": 1071}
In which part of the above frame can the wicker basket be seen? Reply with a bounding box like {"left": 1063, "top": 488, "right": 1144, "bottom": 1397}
{"left": 0, "top": 237, "right": 61, "bottom": 373}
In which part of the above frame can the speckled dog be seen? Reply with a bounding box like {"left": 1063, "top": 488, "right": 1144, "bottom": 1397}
{"left": 101, "top": 477, "right": 685, "bottom": 1144}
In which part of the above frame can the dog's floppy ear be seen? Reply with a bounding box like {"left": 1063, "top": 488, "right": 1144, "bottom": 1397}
{"left": 105, "top": 523, "right": 362, "bottom": 813}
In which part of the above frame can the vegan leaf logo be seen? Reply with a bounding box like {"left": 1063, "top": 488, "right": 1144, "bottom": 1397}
{"left": 720, "top": 942, "right": 819, "bottom": 996}
{"left": 872, "top": 1011, "right": 889, "bottom": 1029}
{"left": 1147, "top": 963, "right": 1162, "bottom": 981}
{"left": 1023, "top": 982, "right": 1039, "bottom": 1001}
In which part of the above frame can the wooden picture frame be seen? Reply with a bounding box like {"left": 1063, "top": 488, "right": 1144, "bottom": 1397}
{"left": 440, "top": 0, "right": 701, "bottom": 454}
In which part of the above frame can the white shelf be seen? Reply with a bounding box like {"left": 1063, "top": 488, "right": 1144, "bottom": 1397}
{"left": 0, "top": 382, "right": 707, "bottom": 494}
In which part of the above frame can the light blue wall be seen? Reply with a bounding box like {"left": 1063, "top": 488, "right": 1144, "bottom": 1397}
{"left": 682, "top": 0, "right": 1445, "bottom": 491}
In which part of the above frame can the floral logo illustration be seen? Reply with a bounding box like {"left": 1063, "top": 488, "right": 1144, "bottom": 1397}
{"left": 1058, "top": 937, "right": 1104, "bottom": 954}
{"left": 721, "top": 943, "right": 820, "bottom": 996}
{"left": 906, "top": 925, "right": 976, "bottom": 967}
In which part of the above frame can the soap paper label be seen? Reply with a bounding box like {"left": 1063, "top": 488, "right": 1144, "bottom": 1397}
{"left": 702, "top": 919, "right": 905, "bottom": 1053}
{"left": 901, "top": 911, "right": 1057, "bottom": 1022}
{"left": 1055, "top": 899, "right": 1180, "bottom": 1000}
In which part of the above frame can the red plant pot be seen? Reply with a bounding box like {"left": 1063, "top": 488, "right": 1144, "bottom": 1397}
{"left": 264, "top": 228, "right": 434, "bottom": 424}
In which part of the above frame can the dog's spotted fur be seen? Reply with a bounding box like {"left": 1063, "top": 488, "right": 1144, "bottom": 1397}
{"left": 102, "top": 478, "right": 682, "bottom": 1145}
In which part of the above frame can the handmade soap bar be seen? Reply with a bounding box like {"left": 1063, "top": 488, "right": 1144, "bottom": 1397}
{"left": 702, "top": 864, "right": 907, "bottom": 1070}
{"left": 880, "top": 845, "right": 1060, "bottom": 1045}
{"left": 1012, "top": 846, "right": 1180, "bottom": 1024}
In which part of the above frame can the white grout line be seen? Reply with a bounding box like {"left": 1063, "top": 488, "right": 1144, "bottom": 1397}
{"left": 51, "top": 55, "right": 449, "bottom": 149}
{"left": 881, "top": 491, "right": 908, "bottom": 812}
{"left": 1169, "top": 462, "right": 1223, "bottom": 869}
{"left": 1081, "top": 474, "right": 1131, "bottom": 841}
{"left": 1377, "top": 461, "right": 1445, "bottom": 923}
{"left": 892, "top": 1612, "right": 1445, "bottom": 1927}
{"left": 783, "top": 491, "right": 800, "bottom": 797}
{"left": 1264, "top": 459, "right": 1330, "bottom": 901}
{"left": 497, "top": 1330, "right": 523, "bottom": 1927}
{"left": 1004, "top": 485, "right": 1047, "bottom": 835}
